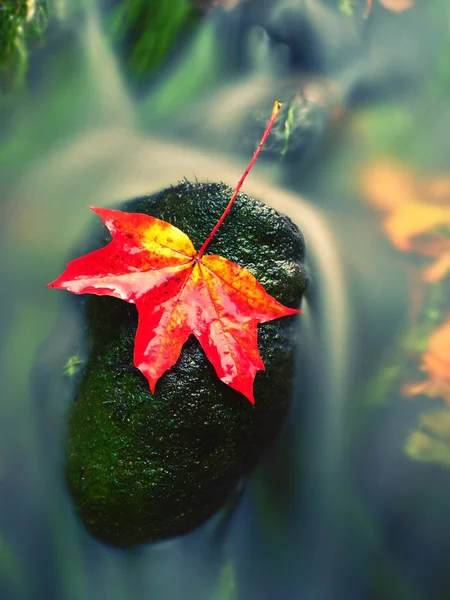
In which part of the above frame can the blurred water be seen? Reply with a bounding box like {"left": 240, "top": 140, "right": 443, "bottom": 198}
{"left": 1, "top": 0, "right": 450, "bottom": 599}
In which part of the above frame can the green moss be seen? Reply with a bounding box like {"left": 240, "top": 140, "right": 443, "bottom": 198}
{"left": 63, "top": 354, "right": 83, "bottom": 379}
{"left": 338, "top": 0, "right": 354, "bottom": 17}
{"left": 281, "top": 99, "right": 297, "bottom": 160}
{"left": 67, "top": 182, "right": 307, "bottom": 547}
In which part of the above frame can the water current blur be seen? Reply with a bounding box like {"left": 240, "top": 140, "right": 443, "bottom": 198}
{"left": 1, "top": 0, "right": 450, "bottom": 599}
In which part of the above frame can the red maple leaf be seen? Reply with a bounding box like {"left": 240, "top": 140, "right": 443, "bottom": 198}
{"left": 47, "top": 102, "right": 302, "bottom": 403}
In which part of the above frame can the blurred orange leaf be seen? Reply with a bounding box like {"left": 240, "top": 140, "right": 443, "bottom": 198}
{"left": 379, "top": 0, "right": 414, "bottom": 12}
{"left": 422, "top": 317, "right": 450, "bottom": 381}
{"left": 411, "top": 238, "right": 450, "bottom": 283}
{"left": 365, "top": 0, "right": 413, "bottom": 17}
{"left": 403, "top": 317, "right": 450, "bottom": 403}
{"left": 362, "top": 162, "right": 450, "bottom": 281}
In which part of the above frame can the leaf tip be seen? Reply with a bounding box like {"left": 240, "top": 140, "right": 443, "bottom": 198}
{"left": 279, "top": 306, "right": 303, "bottom": 318}
{"left": 239, "top": 382, "right": 256, "bottom": 404}
{"left": 46, "top": 276, "right": 62, "bottom": 289}
{"left": 144, "top": 374, "right": 158, "bottom": 395}
{"left": 88, "top": 205, "right": 103, "bottom": 216}
{"left": 246, "top": 391, "right": 255, "bottom": 405}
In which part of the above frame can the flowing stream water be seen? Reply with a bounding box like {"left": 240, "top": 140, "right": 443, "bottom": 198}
{"left": 1, "top": 1, "right": 447, "bottom": 599}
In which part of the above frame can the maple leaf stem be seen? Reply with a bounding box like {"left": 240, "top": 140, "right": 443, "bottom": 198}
{"left": 196, "top": 100, "right": 282, "bottom": 259}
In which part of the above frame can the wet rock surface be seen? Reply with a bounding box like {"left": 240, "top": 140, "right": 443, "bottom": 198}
{"left": 235, "top": 78, "right": 342, "bottom": 165}
{"left": 239, "top": 93, "right": 327, "bottom": 163}
{"left": 67, "top": 181, "right": 307, "bottom": 547}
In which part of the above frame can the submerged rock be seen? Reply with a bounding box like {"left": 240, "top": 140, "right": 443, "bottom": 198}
{"left": 67, "top": 181, "right": 307, "bottom": 547}
{"left": 238, "top": 80, "right": 342, "bottom": 164}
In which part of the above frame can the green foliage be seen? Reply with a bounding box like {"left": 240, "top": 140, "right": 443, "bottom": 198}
{"left": 0, "top": 0, "right": 50, "bottom": 92}
{"left": 405, "top": 410, "right": 450, "bottom": 467}
{"left": 106, "top": 0, "right": 200, "bottom": 82}
{"left": 0, "top": 0, "right": 201, "bottom": 94}
{"left": 139, "top": 19, "right": 218, "bottom": 125}
{"left": 338, "top": 0, "right": 354, "bottom": 16}
{"left": 281, "top": 99, "right": 296, "bottom": 159}
{"left": 213, "top": 561, "right": 238, "bottom": 600}
{"left": 63, "top": 354, "right": 83, "bottom": 379}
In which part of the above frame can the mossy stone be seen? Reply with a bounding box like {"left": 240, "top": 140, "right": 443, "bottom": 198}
{"left": 67, "top": 181, "right": 308, "bottom": 547}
